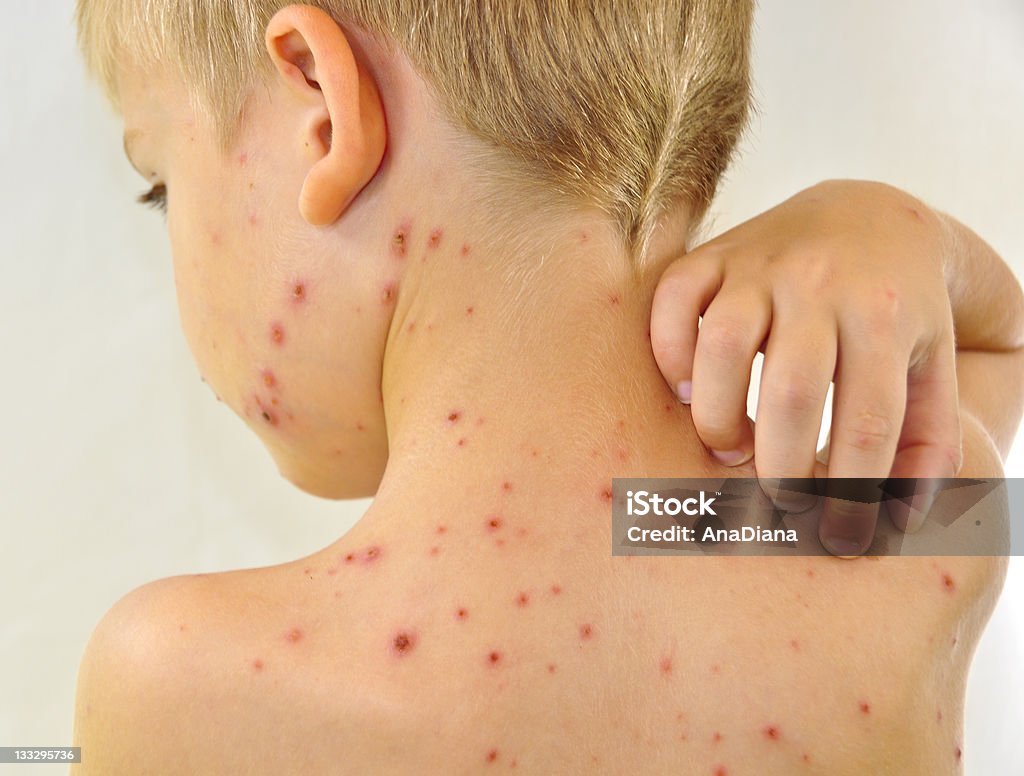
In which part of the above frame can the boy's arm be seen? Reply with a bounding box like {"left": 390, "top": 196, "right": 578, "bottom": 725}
{"left": 938, "top": 211, "right": 1024, "bottom": 460}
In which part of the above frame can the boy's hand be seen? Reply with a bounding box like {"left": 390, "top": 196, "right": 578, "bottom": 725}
{"left": 650, "top": 180, "right": 962, "bottom": 557}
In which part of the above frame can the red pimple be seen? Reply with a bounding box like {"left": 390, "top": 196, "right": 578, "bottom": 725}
{"left": 456, "top": 608, "right": 468, "bottom": 620}
{"left": 859, "top": 701, "right": 871, "bottom": 714}
{"left": 270, "top": 322, "right": 285, "bottom": 345}
{"left": 600, "top": 488, "right": 613, "bottom": 502}
{"left": 712, "top": 732, "right": 722, "bottom": 743}
{"left": 579, "top": 623, "right": 593, "bottom": 640}
{"left": 292, "top": 283, "right": 306, "bottom": 302}
{"left": 941, "top": 572, "right": 956, "bottom": 593}
{"left": 391, "top": 224, "right": 410, "bottom": 258}
{"left": 660, "top": 656, "right": 673, "bottom": 675}
{"left": 345, "top": 553, "right": 355, "bottom": 563}
{"left": 391, "top": 631, "right": 416, "bottom": 656}
{"left": 487, "top": 650, "right": 502, "bottom": 665}
{"left": 790, "top": 639, "right": 800, "bottom": 651}
{"left": 711, "top": 664, "right": 721, "bottom": 674}
{"left": 460, "top": 243, "right": 471, "bottom": 256}
{"left": 937, "top": 708, "right": 943, "bottom": 722}
{"left": 381, "top": 283, "right": 396, "bottom": 304}
{"left": 806, "top": 568, "right": 816, "bottom": 578}
{"left": 262, "top": 370, "right": 277, "bottom": 389}
{"left": 516, "top": 592, "right": 530, "bottom": 607}
{"left": 609, "top": 293, "right": 620, "bottom": 306}
{"left": 428, "top": 228, "right": 443, "bottom": 248}
{"left": 954, "top": 746, "right": 962, "bottom": 761}
{"left": 485, "top": 749, "right": 498, "bottom": 764}
{"left": 356, "top": 421, "right": 366, "bottom": 432}
{"left": 550, "top": 584, "right": 562, "bottom": 595}
{"left": 364, "top": 545, "right": 381, "bottom": 562}
{"left": 251, "top": 658, "right": 264, "bottom": 672}
{"left": 547, "top": 663, "right": 557, "bottom": 673}
{"left": 457, "top": 437, "right": 467, "bottom": 447}
{"left": 436, "top": 524, "right": 447, "bottom": 534}
{"left": 502, "top": 481, "right": 513, "bottom": 492}
{"left": 486, "top": 516, "right": 503, "bottom": 531}
{"left": 248, "top": 212, "right": 260, "bottom": 226}
{"left": 238, "top": 152, "right": 248, "bottom": 166}
{"left": 406, "top": 321, "right": 416, "bottom": 333}
{"left": 802, "top": 753, "right": 811, "bottom": 763}
{"left": 714, "top": 767, "right": 728, "bottom": 776}
{"left": 762, "top": 724, "right": 780, "bottom": 740}
{"left": 466, "top": 306, "right": 474, "bottom": 316}
{"left": 428, "top": 545, "right": 440, "bottom": 556}
{"left": 285, "top": 627, "right": 304, "bottom": 644}
{"left": 530, "top": 448, "right": 539, "bottom": 458}
{"left": 447, "top": 410, "right": 462, "bottom": 423}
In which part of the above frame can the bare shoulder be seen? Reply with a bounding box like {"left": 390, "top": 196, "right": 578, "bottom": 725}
{"left": 71, "top": 566, "right": 350, "bottom": 776}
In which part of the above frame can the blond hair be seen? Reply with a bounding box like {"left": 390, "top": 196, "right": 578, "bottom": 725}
{"left": 76, "top": 0, "right": 753, "bottom": 263}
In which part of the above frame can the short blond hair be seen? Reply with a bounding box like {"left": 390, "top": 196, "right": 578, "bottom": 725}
{"left": 76, "top": 0, "right": 753, "bottom": 263}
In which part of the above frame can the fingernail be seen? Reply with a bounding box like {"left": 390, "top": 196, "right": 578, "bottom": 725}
{"left": 822, "top": 536, "right": 863, "bottom": 557}
{"left": 676, "top": 380, "right": 692, "bottom": 404}
{"left": 711, "top": 448, "right": 751, "bottom": 466}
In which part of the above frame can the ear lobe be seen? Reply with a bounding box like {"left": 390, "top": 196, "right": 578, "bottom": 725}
{"left": 265, "top": 6, "right": 387, "bottom": 226}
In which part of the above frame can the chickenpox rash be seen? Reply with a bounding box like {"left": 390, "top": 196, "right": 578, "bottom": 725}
{"left": 515, "top": 592, "right": 530, "bottom": 607}
{"left": 713, "top": 767, "right": 728, "bottom": 776}
{"left": 238, "top": 152, "right": 248, "bottom": 166}
{"left": 941, "top": 572, "right": 956, "bottom": 593}
{"left": 381, "top": 283, "right": 397, "bottom": 304}
{"left": 261, "top": 370, "right": 277, "bottom": 389}
{"left": 579, "top": 623, "right": 594, "bottom": 640}
{"left": 436, "top": 524, "right": 447, "bottom": 534}
{"left": 455, "top": 608, "right": 468, "bottom": 620}
{"left": 446, "top": 410, "right": 462, "bottom": 424}
{"left": 789, "top": 639, "right": 800, "bottom": 651}
{"left": 269, "top": 322, "right": 286, "bottom": 345}
{"left": 460, "top": 243, "right": 471, "bottom": 257}
{"left": 600, "top": 488, "right": 614, "bottom": 502}
{"left": 485, "top": 749, "right": 499, "bottom": 764}
{"left": 487, "top": 650, "right": 503, "bottom": 666}
{"left": 659, "top": 656, "right": 673, "bottom": 675}
{"left": 466, "top": 306, "right": 475, "bottom": 316}
{"left": 486, "top": 515, "right": 503, "bottom": 531}
{"left": 255, "top": 396, "right": 279, "bottom": 426}
{"left": 762, "top": 725, "right": 781, "bottom": 741}
{"left": 457, "top": 437, "right": 467, "bottom": 447}
{"left": 609, "top": 293, "right": 621, "bottom": 306}
{"left": 428, "top": 228, "right": 443, "bottom": 248}
{"left": 712, "top": 732, "right": 723, "bottom": 744}
{"left": 285, "top": 627, "right": 304, "bottom": 644}
{"left": 291, "top": 282, "right": 307, "bottom": 303}
{"left": 391, "top": 221, "right": 411, "bottom": 258}
{"left": 550, "top": 584, "right": 562, "bottom": 595}
{"left": 391, "top": 631, "right": 417, "bottom": 656}
{"left": 502, "top": 481, "right": 513, "bottom": 493}
{"left": 247, "top": 212, "right": 261, "bottom": 227}
{"left": 251, "top": 658, "right": 264, "bottom": 672}
{"left": 954, "top": 745, "right": 962, "bottom": 762}
{"left": 859, "top": 701, "right": 871, "bottom": 714}
{"left": 547, "top": 663, "right": 557, "bottom": 673}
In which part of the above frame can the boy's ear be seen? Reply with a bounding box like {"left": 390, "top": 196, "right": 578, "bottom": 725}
{"left": 265, "top": 5, "right": 386, "bottom": 226}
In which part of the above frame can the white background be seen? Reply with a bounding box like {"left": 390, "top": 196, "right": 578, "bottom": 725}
{"left": 2, "top": 1, "right": 1022, "bottom": 772}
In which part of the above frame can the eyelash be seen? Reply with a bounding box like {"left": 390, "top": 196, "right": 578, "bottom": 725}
{"left": 136, "top": 183, "right": 167, "bottom": 214}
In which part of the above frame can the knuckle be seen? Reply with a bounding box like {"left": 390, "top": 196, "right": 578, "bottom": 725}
{"left": 690, "top": 402, "right": 734, "bottom": 443}
{"left": 698, "top": 320, "right": 750, "bottom": 362}
{"left": 855, "top": 285, "right": 903, "bottom": 335}
{"left": 762, "top": 370, "right": 823, "bottom": 415}
{"left": 790, "top": 253, "right": 837, "bottom": 294}
{"left": 845, "top": 409, "right": 896, "bottom": 452}
{"left": 941, "top": 441, "right": 964, "bottom": 477}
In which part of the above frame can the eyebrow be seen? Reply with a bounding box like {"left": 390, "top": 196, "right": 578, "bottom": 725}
{"left": 122, "top": 130, "right": 143, "bottom": 175}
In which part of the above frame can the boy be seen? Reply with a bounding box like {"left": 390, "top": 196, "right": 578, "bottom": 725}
{"left": 72, "top": 1, "right": 1023, "bottom": 773}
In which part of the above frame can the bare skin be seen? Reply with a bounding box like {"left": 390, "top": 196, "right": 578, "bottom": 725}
{"left": 72, "top": 8, "right": 1015, "bottom": 775}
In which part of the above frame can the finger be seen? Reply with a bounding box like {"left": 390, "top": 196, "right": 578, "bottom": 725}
{"left": 754, "top": 303, "right": 837, "bottom": 510}
{"left": 819, "top": 324, "right": 911, "bottom": 558}
{"left": 650, "top": 253, "right": 723, "bottom": 403}
{"left": 691, "top": 279, "right": 772, "bottom": 465}
{"left": 884, "top": 330, "right": 962, "bottom": 533}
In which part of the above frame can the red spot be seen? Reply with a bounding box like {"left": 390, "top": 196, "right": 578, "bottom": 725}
{"left": 802, "top": 753, "right": 810, "bottom": 763}
{"left": 486, "top": 516, "right": 503, "bottom": 531}
{"left": 457, "top": 437, "right": 467, "bottom": 447}
{"left": 429, "top": 545, "right": 440, "bottom": 556}
{"left": 256, "top": 397, "right": 279, "bottom": 426}
{"left": 460, "top": 243, "right": 471, "bottom": 256}
{"left": 238, "top": 152, "right": 248, "bottom": 166}
{"left": 292, "top": 283, "right": 306, "bottom": 302}
{"left": 663, "top": 403, "right": 674, "bottom": 412}
{"left": 487, "top": 650, "right": 502, "bottom": 665}
{"left": 790, "top": 639, "right": 800, "bottom": 651}
{"left": 712, "top": 732, "right": 722, "bottom": 743}
{"left": 381, "top": 283, "right": 396, "bottom": 304}
{"left": 609, "top": 294, "right": 620, "bottom": 306}
{"left": 456, "top": 608, "right": 468, "bottom": 620}
{"left": 937, "top": 708, "right": 943, "bottom": 722}
{"left": 356, "top": 421, "right": 366, "bottom": 432}
{"left": 302, "top": 567, "right": 311, "bottom": 574}
{"left": 954, "top": 746, "right": 962, "bottom": 761}
{"left": 660, "top": 656, "right": 673, "bottom": 675}
{"left": 502, "top": 481, "right": 513, "bottom": 492}
{"left": 466, "top": 306, "right": 475, "bottom": 316}
{"left": 600, "top": 488, "right": 613, "bottom": 502}
{"left": 428, "top": 228, "right": 443, "bottom": 248}
{"left": 270, "top": 322, "right": 285, "bottom": 345}
{"left": 447, "top": 410, "right": 462, "bottom": 423}
{"left": 392, "top": 631, "right": 416, "bottom": 655}
{"left": 211, "top": 231, "right": 222, "bottom": 245}
{"left": 579, "top": 623, "right": 593, "bottom": 640}
{"left": 550, "top": 584, "right": 562, "bottom": 595}
{"left": 762, "top": 725, "right": 780, "bottom": 740}
{"left": 485, "top": 749, "right": 498, "bottom": 764}
{"left": 262, "top": 370, "right": 277, "bottom": 389}
{"left": 516, "top": 592, "right": 530, "bottom": 607}
{"left": 436, "top": 524, "right": 447, "bottom": 534}
{"left": 406, "top": 321, "right": 416, "bottom": 333}
{"left": 285, "top": 628, "right": 304, "bottom": 644}
{"left": 251, "top": 658, "right": 263, "bottom": 672}
{"left": 617, "top": 448, "right": 629, "bottom": 462}
{"left": 806, "top": 568, "right": 815, "bottom": 578}
{"left": 547, "top": 663, "right": 557, "bottom": 673}
{"left": 859, "top": 701, "right": 871, "bottom": 714}
{"left": 391, "top": 223, "right": 410, "bottom": 258}
{"left": 364, "top": 545, "right": 382, "bottom": 562}
{"left": 530, "top": 449, "right": 539, "bottom": 458}
{"left": 645, "top": 327, "right": 652, "bottom": 340}
{"left": 248, "top": 212, "right": 260, "bottom": 226}
{"left": 711, "top": 664, "right": 721, "bottom": 674}
{"left": 941, "top": 572, "right": 956, "bottom": 593}
{"left": 714, "top": 768, "right": 728, "bottom": 776}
